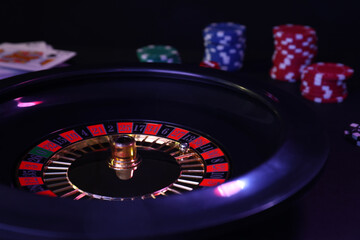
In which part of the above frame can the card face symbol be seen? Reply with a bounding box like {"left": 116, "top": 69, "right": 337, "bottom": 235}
{"left": 0, "top": 41, "right": 76, "bottom": 71}
{"left": 0, "top": 51, "right": 43, "bottom": 64}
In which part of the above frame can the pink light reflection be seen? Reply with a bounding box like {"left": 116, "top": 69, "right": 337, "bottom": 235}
{"left": 15, "top": 97, "right": 43, "bottom": 108}
{"left": 214, "top": 180, "right": 246, "bottom": 197}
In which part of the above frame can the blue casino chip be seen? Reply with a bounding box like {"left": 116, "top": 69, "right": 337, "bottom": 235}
{"left": 203, "top": 22, "right": 246, "bottom": 71}
{"left": 203, "top": 22, "right": 246, "bottom": 44}
{"left": 204, "top": 50, "right": 244, "bottom": 71}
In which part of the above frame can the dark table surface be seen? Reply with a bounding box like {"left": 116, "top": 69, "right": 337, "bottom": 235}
{"left": 2, "top": 45, "right": 360, "bottom": 240}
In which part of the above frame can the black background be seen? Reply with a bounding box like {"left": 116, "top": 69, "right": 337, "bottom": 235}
{"left": 1, "top": 1, "right": 360, "bottom": 240}
{"left": 0, "top": 0, "right": 359, "bottom": 68}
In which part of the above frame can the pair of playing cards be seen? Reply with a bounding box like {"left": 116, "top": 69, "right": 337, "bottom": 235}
{"left": 0, "top": 41, "right": 76, "bottom": 79}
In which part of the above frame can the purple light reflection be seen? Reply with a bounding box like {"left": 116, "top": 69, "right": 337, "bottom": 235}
{"left": 214, "top": 180, "right": 246, "bottom": 197}
{"left": 15, "top": 97, "right": 43, "bottom": 108}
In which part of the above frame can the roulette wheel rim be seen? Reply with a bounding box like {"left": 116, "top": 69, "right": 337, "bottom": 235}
{"left": 0, "top": 64, "right": 328, "bottom": 239}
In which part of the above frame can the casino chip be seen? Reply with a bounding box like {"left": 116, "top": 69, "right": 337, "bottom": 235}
{"left": 202, "top": 22, "right": 246, "bottom": 71}
{"left": 136, "top": 45, "right": 181, "bottom": 64}
{"left": 199, "top": 60, "right": 221, "bottom": 69}
{"left": 300, "top": 62, "right": 354, "bottom": 103}
{"left": 344, "top": 122, "right": 360, "bottom": 147}
{"left": 270, "top": 24, "right": 318, "bottom": 82}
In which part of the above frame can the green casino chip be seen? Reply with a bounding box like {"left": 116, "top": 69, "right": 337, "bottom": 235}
{"left": 136, "top": 45, "right": 181, "bottom": 64}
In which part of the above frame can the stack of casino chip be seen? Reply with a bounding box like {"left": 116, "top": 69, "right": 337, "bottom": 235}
{"left": 203, "top": 22, "right": 246, "bottom": 71}
{"left": 136, "top": 45, "right": 181, "bottom": 63}
{"left": 300, "top": 62, "right": 354, "bottom": 103}
{"left": 270, "top": 24, "right": 318, "bottom": 82}
{"left": 344, "top": 122, "right": 360, "bottom": 147}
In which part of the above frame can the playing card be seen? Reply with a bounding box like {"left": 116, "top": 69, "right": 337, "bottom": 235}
{"left": 0, "top": 42, "right": 76, "bottom": 71}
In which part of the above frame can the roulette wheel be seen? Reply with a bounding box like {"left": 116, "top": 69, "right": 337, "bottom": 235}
{"left": 0, "top": 64, "right": 328, "bottom": 239}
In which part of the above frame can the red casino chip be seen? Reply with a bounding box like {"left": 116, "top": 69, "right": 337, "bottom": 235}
{"left": 200, "top": 60, "right": 221, "bottom": 69}
{"left": 301, "top": 79, "right": 346, "bottom": 90}
{"left": 274, "top": 38, "right": 318, "bottom": 53}
{"left": 300, "top": 85, "right": 347, "bottom": 96}
{"left": 272, "top": 53, "right": 314, "bottom": 68}
{"left": 301, "top": 76, "right": 346, "bottom": 86}
{"left": 300, "top": 88, "right": 348, "bottom": 99}
{"left": 302, "top": 62, "right": 354, "bottom": 81}
{"left": 270, "top": 24, "right": 317, "bottom": 82}
{"left": 273, "top": 24, "right": 316, "bottom": 38}
{"left": 274, "top": 36, "right": 317, "bottom": 46}
{"left": 274, "top": 46, "right": 317, "bottom": 58}
{"left": 300, "top": 83, "right": 347, "bottom": 92}
{"left": 300, "top": 62, "right": 353, "bottom": 103}
{"left": 301, "top": 92, "right": 348, "bottom": 103}
{"left": 270, "top": 66, "right": 302, "bottom": 82}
